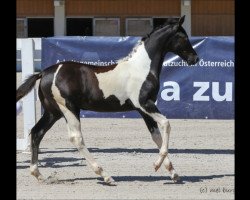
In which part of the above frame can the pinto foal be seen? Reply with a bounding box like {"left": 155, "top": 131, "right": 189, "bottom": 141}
{"left": 17, "top": 16, "right": 199, "bottom": 184}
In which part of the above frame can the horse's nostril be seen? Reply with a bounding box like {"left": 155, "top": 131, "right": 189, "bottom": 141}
{"left": 195, "top": 56, "right": 199, "bottom": 63}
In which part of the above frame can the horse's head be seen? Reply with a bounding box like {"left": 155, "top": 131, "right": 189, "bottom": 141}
{"left": 163, "top": 16, "right": 199, "bottom": 65}
{"left": 144, "top": 16, "right": 199, "bottom": 65}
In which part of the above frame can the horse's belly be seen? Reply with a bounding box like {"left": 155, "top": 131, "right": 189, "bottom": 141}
{"left": 81, "top": 97, "right": 134, "bottom": 112}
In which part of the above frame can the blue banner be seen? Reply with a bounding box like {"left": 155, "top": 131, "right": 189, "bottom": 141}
{"left": 41, "top": 36, "right": 234, "bottom": 119}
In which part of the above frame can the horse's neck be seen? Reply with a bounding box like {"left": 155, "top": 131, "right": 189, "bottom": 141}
{"left": 118, "top": 41, "right": 165, "bottom": 80}
{"left": 143, "top": 39, "right": 166, "bottom": 79}
{"left": 151, "top": 54, "right": 166, "bottom": 79}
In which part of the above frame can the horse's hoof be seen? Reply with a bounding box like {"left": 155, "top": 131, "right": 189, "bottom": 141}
{"left": 40, "top": 172, "right": 59, "bottom": 184}
{"left": 171, "top": 173, "right": 180, "bottom": 183}
{"left": 104, "top": 176, "right": 115, "bottom": 185}
{"left": 36, "top": 175, "right": 45, "bottom": 182}
{"left": 44, "top": 177, "right": 59, "bottom": 184}
{"left": 31, "top": 171, "right": 44, "bottom": 181}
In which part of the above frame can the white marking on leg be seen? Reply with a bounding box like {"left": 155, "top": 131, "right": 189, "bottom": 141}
{"left": 151, "top": 128, "right": 178, "bottom": 179}
{"left": 147, "top": 112, "right": 170, "bottom": 156}
{"left": 61, "top": 108, "right": 96, "bottom": 168}
{"left": 62, "top": 107, "right": 113, "bottom": 183}
{"left": 151, "top": 129, "right": 162, "bottom": 148}
{"left": 163, "top": 158, "right": 179, "bottom": 181}
{"left": 141, "top": 110, "right": 170, "bottom": 152}
{"left": 95, "top": 42, "right": 151, "bottom": 106}
{"left": 30, "top": 163, "right": 38, "bottom": 174}
{"left": 30, "top": 163, "right": 44, "bottom": 181}
{"left": 140, "top": 109, "right": 171, "bottom": 170}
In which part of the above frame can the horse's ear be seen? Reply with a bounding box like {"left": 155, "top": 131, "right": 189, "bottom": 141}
{"left": 179, "top": 15, "right": 185, "bottom": 26}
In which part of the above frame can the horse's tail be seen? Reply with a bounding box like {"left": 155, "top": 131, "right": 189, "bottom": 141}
{"left": 16, "top": 73, "right": 42, "bottom": 102}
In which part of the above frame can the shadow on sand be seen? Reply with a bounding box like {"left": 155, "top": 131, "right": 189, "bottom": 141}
{"left": 57, "top": 174, "right": 234, "bottom": 186}
{"left": 38, "top": 147, "right": 234, "bottom": 155}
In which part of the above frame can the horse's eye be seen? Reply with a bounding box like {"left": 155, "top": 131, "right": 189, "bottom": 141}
{"left": 180, "top": 37, "right": 187, "bottom": 42}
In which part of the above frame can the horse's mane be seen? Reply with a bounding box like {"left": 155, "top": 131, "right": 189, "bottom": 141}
{"left": 117, "top": 18, "right": 180, "bottom": 64}
{"left": 141, "top": 18, "right": 179, "bottom": 41}
{"left": 117, "top": 40, "right": 143, "bottom": 64}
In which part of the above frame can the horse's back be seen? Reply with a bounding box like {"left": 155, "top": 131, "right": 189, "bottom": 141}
{"left": 39, "top": 62, "right": 134, "bottom": 112}
{"left": 41, "top": 62, "right": 101, "bottom": 100}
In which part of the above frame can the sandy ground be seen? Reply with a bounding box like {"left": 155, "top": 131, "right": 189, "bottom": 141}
{"left": 16, "top": 73, "right": 234, "bottom": 199}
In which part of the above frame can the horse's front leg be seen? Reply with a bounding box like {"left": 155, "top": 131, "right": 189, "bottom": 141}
{"left": 138, "top": 110, "right": 180, "bottom": 182}
{"left": 139, "top": 100, "right": 173, "bottom": 171}
{"left": 150, "top": 112, "right": 170, "bottom": 171}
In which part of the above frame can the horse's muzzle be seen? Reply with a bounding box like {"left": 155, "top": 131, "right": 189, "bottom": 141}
{"left": 187, "top": 55, "right": 199, "bottom": 65}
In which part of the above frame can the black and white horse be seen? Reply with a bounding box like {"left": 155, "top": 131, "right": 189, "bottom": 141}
{"left": 16, "top": 16, "right": 199, "bottom": 184}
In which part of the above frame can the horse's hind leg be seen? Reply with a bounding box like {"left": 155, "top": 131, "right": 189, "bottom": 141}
{"left": 30, "top": 111, "right": 60, "bottom": 181}
{"left": 58, "top": 103, "right": 114, "bottom": 184}
{"left": 139, "top": 111, "right": 180, "bottom": 182}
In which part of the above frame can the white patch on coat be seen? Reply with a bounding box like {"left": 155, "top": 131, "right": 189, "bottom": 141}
{"left": 51, "top": 64, "right": 66, "bottom": 106}
{"left": 51, "top": 64, "right": 81, "bottom": 140}
{"left": 95, "top": 42, "right": 151, "bottom": 106}
{"left": 117, "top": 41, "right": 143, "bottom": 63}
